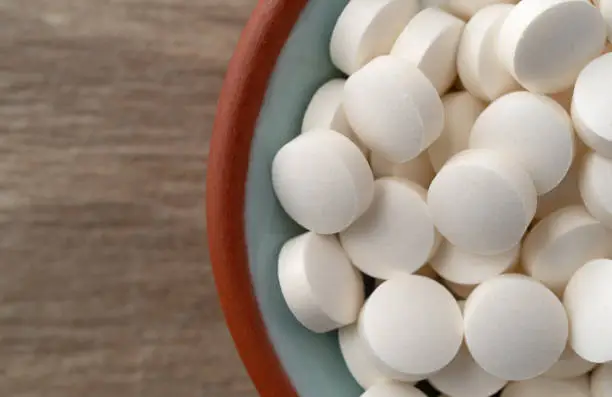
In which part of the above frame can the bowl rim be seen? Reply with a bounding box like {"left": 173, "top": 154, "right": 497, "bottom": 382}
{"left": 206, "top": 1, "right": 307, "bottom": 396}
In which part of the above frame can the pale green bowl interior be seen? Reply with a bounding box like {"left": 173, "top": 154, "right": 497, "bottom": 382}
{"left": 244, "top": 1, "right": 439, "bottom": 396}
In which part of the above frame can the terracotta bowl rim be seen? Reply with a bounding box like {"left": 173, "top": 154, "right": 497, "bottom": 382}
{"left": 206, "top": 1, "right": 308, "bottom": 396}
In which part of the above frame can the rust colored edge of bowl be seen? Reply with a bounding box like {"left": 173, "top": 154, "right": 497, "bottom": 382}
{"left": 206, "top": 1, "right": 308, "bottom": 396}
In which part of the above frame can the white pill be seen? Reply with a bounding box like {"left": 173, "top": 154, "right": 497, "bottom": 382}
{"left": 360, "top": 275, "right": 464, "bottom": 376}
{"left": 543, "top": 345, "right": 597, "bottom": 379}
{"left": 572, "top": 53, "right": 612, "bottom": 158}
{"left": 444, "top": 280, "right": 477, "bottom": 299}
{"left": 278, "top": 232, "right": 364, "bottom": 333}
{"left": 428, "top": 91, "right": 487, "bottom": 172}
{"left": 522, "top": 206, "right": 609, "bottom": 294}
{"left": 471, "top": 92, "right": 575, "bottom": 194}
{"left": 449, "top": 0, "right": 519, "bottom": 20}
{"left": 592, "top": 363, "right": 612, "bottom": 397}
{"left": 361, "top": 381, "right": 427, "bottom": 397}
{"left": 457, "top": 4, "right": 520, "bottom": 101}
{"left": 498, "top": 0, "right": 606, "bottom": 94}
{"left": 370, "top": 151, "right": 435, "bottom": 188}
{"left": 579, "top": 151, "right": 612, "bottom": 228}
{"left": 429, "top": 344, "right": 508, "bottom": 397}
{"left": 564, "top": 258, "right": 612, "bottom": 363}
{"left": 390, "top": 8, "right": 465, "bottom": 94}
{"left": 272, "top": 130, "right": 375, "bottom": 234}
{"left": 344, "top": 55, "right": 444, "bottom": 163}
{"left": 330, "top": 0, "right": 420, "bottom": 75}
{"left": 536, "top": 141, "right": 588, "bottom": 220}
{"left": 339, "top": 325, "right": 426, "bottom": 388}
{"left": 601, "top": 0, "right": 612, "bottom": 43}
{"left": 428, "top": 149, "right": 537, "bottom": 255}
{"left": 502, "top": 376, "right": 591, "bottom": 397}
{"left": 464, "top": 274, "right": 569, "bottom": 381}
{"left": 302, "top": 79, "right": 368, "bottom": 154}
{"left": 375, "top": 265, "right": 439, "bottom": 288}
{"left": 430, "top": 240, "right": 520, "bottom": 285}
{"left": 340, "top": 178, "right": 440, "bottom": 280}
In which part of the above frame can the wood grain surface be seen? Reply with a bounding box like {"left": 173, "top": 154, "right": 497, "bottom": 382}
{"left": 0, "top": 1, "right": 257, "bottom": 396}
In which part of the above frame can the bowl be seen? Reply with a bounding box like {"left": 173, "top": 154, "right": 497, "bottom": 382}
{"left": 207, "top": 1, "right": 433, "bottom": 396}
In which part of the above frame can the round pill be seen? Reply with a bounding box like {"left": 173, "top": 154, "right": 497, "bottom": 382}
{"left": 543, "top": 345, "right": 597, "bottom": 379}
{"left": 470, "top": 91, "right": 575, "bottom": 194}
{"left": 444, "top": 280, "right": 476, "bottom": 299}
{"left": 592, "top": 363, "right": 612, "bottom": 397}
{"left": 361, "top": 381, "right": 427, "bottom": 397}
{"left": 522, "top": 206, "right": 609, "bottom": 295}
{"left": 339, "top": 325, "right": 426, "bottom": 388}
{"left": 375, "top": 265, "right": 438, "bottom": 288}
{"left": 430, "top": 240, "right": 520, "bottom": 285}
{"left": 498, "top": 0, "right": 606, "bottom": 94}
{"left": 330, "top": 0, "right": 420, "bottom": 75}
{"left": 457, "top": 4, "right": 520, "bottom": 101}
{"left": 272, "top": 130, "right": 375, "bottom": 234}
{"left": 579, "top": 151, "right": 612, "bottom": 228}
{"left": 340, "top": 178, "right": 440, "bottom": 280}
{"left": 370, "top": 151, "right": 435, "bottom": 188}
{"left": 536, "top": 141, "right": 588, "bottom": 219}
{"left": 601, "top": 0, "right": 612, "bottom": 43}
{"left": 428, "top": 91, "right": 486, "bottom": 172}
{"left": 360, "top": 275, "right": 464, "bottom": 376}
{"left": 428, "top": 149, "right": 537, "bottom": 255}
{"left": 464, "top": 274, "right": 569, "bottom": 381}
{"left": 564, "top": 258, "right": 612, "bottom": 363}
{"left": 448, "top": 0, "right": 519, "bottom": 20}
{"left": 502, "top": 376, "right": 591, "bottom": 397}
{"left": 344, "top": 55, "right": 444, "bottom": 163}
{"left": 302, "top": 79, "right": 368, "bottom": 154}
{"left": 572, "top": 53, "right": 612, "bottom": 158}
{"left": 390, "top": 8, "right": 465, "bottom": 94}
{"left": 278, "top": 232, "right": 364, "bottom": 333}
{"left": 429, "top": 344, "right": 508, "bottom": 397}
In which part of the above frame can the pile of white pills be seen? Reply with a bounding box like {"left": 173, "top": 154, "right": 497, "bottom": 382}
{"left": 271, "top": 0, "right": 612, "bottom": 395}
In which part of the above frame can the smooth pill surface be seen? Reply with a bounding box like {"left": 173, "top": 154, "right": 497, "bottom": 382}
{"left": 339, "top": 325, "right": 426, "bottom": 388}
{"left": 272, "top": 130, "right": 374, "bottom": 234}
{"left": 536, "top": 141, "right": 588, "bottom": 219}
{"left": 428, "top": 149, "right": 537, "bottom": 255}
{"left": 601, "top": 0, "right": 612, "bottom": 43}
{"left": 498, "top": 0, "right": 606, "bottom": 93}
{"left": 446, "top": 0, "right": 518, "bottom": 20}
{"left": 302, "top": 79, "right": 367, "bottom": 154}
{"left": 591, "top": 364, "right": 612, "bottom": 397}
{"left": 390, "top": 8, "right": 465, "bottom": 94}
{"left": 522, "top": 206, "right": 609, "bottom": 295}
{"left": 429, "top": 344, "right": 508, "bottom": 397}
{"left": 579, "top": 151, "right": 612, "bottom": 228}
{"left": 502, "top": 376, "right": 591, "bottom": 397}
{"left": 430, "top": 240, "right": 519, "bottom": 285}
{"left": 457, "top": 4, "right": 519, "bottom": 101}
{"left": 572, "top": 53, "right": 612, "bottom": 158}
{"left": 428, "top": 91, "right": 486, "bottom": 172}
{"left": 278, "top": 232, "right": 364, "bottom": 333}
{"left": 361, "top": 381, "right": 427, "bottom": 397}
{"left": 340, "top": 178, "right": 439, "bottom": 280}
{"left": 344, "top": 55, "right": 444, "bottom": 163}
{"left": 370, "top": 151, "right": 435, "bottom": 188}
{"left": 543, "top": 345, "right": 597, "bottom": 379}
{"left": 564, "top": 258, "right": 612, "bottom": 363}
{"left": 470, "top": 91, "right": 575, "bottom": 194}
{"left": 330, "top": 0, "right": 420, "bottom": 75}
{"left": 360, "top": 275, "right": 464, "bottom": 376}
{"left": 464, "top": 274, "right": 569, "bottom": 380}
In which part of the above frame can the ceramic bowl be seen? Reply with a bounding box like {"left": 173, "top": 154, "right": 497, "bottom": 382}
{"left": 208, "top": 1, "right": 437, "bottom": 396}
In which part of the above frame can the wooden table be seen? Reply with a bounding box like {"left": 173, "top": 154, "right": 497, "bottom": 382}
{"left": 0, "top": 1, "right": 257, "bottom": 396}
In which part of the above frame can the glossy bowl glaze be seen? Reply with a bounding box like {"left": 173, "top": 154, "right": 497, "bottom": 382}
{"left": 207, "top": 1, "right": 429, "bottom": 396}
